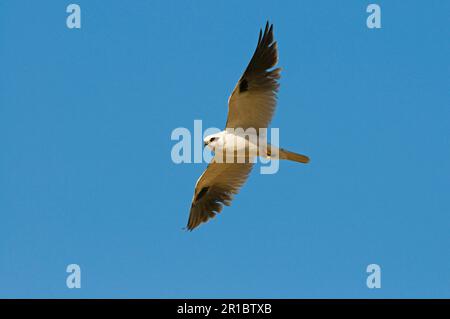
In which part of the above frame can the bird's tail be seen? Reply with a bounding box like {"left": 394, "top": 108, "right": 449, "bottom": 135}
{"left": 279, "top": 148, "right": 310, "bottom": 164}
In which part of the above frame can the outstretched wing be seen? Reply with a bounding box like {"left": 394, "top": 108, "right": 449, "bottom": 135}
{"left": 226, "top": 22, "right": 281, "bottom": 131}
{"left": 187, "top": 160, "right": 254, "bottom": 230}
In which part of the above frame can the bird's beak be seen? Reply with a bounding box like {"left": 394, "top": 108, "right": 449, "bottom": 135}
{"left": 204, "top": 141, "right": 208, "bottom": 147}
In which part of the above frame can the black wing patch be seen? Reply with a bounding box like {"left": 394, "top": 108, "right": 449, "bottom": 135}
{"left": 195, "top": 186, "right": 209, "bottom": 202}
{"left": 238, "top": 21, "right": 278, "bottom": 93}
{"left": 239, "top": 79, "right": 249, "bottom": 93}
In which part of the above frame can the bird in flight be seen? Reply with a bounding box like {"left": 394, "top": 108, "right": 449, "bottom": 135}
{"left": 186, "top": 22, "right": 309, "bottom": 231}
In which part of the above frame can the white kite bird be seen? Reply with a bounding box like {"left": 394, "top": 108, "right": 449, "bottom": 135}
{"left": 186, "top": 22, "right": 309, "bottom": 230}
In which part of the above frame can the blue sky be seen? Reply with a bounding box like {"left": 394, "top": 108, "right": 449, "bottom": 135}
{"left": 0, "top": 0, "right": 449, "bottom": 298}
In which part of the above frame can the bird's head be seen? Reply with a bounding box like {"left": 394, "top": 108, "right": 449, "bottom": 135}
{"left": 204, "top": 133, "right": 223, "bottom": 151}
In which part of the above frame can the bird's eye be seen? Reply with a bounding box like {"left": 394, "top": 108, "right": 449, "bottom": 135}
{"left": 210, "top": 137, "right": 217, "bottom": 142}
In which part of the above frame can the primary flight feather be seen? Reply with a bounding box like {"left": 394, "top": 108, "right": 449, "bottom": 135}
{"left": 187, "top": 22, "right": 309, "bottom": 231}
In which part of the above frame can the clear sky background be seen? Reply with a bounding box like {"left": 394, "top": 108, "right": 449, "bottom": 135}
{"left": 0, "top": 1, "right": 449, "bottom": 298}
